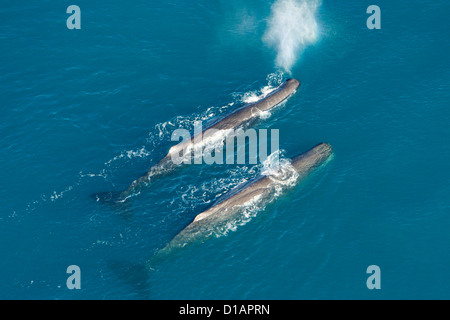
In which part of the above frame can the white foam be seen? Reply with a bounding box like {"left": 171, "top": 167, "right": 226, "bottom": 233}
{"left": 50, "top": 186, "right": 74, "bottom": 201}
{"left": 209, "top": 151, "right": 299, "bottom": 238}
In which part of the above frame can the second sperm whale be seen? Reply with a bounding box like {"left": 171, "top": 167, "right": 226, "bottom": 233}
{"left": 151, "top": 142, "right": 333, "bottom": 262}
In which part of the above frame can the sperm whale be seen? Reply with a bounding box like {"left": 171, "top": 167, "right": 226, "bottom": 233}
{"left": 95, "top": 79, "right": 300, "bottom": 205}
{"left": 152, "top": 142, "right": 333, "bottom": 261}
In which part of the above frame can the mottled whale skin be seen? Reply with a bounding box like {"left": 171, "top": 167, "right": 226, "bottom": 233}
{"left": 155, "top": 143, "right": 333, "bottom": 258}
{"left": 96, "top": 79, "right": 300, "bottom": 204}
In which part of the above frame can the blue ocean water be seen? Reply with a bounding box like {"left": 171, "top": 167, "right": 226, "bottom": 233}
{"left": 1, "top": 0, "right": 449, "bottom": 299}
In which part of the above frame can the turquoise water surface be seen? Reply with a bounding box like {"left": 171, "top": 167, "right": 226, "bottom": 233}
{"left": 1, "top": 0, "right": 449, "bottom": 299}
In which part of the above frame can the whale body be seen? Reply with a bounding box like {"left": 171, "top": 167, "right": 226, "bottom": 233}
{"left": 153, "top": 142, "right": 333, "bottom": 260}
{"left": 95, "top": 79, "right": 300, "bottom": 204}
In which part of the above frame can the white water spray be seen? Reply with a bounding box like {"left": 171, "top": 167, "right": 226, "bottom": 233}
{"left": 263, "top": 0, "right": 320, "bottom": 72}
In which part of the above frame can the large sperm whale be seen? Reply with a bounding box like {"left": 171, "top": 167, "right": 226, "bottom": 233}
{"left": 95, "top": 79, "right": 300, "bottom": 204}
{"left": 152, "top": 142, "right": 333, "bottom": 261}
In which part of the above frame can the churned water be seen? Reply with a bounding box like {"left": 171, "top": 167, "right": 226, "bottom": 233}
{"left": 1, "top": 0, "right": 449, "bottom": 299}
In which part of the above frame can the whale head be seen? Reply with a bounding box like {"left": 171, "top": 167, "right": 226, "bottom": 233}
{"left": 290, "top": 143, "right": 333, "bottom": 176}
